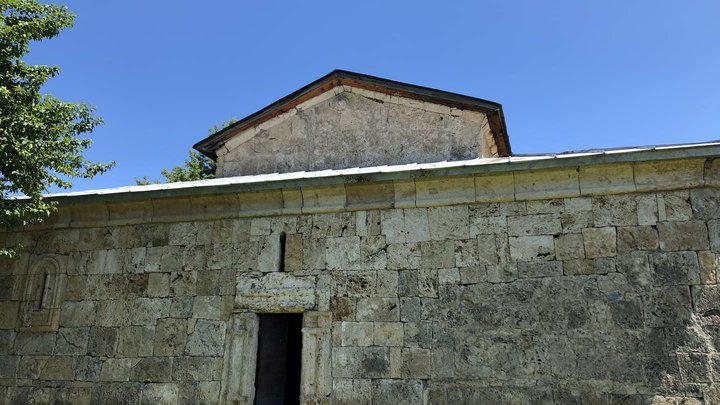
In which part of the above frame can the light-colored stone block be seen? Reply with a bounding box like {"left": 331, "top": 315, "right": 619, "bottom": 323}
{"left": 475, "top": 172, "right": 515, "bottom": 202}
{"left": 415, "top": 175, "right": 475, "bottom": 206}
{"left": 579, "top": 164, "right": 635, "bottom": 195}
{"left": 515, "top": 168, "right": 580, "bottom": 200}
{"left": 634, "top": 159, "right": 705, "bottom": 192}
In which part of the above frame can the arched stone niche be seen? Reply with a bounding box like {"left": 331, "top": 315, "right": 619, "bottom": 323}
{"left": 17, "top": 255, "right": 66, "bottom": 332}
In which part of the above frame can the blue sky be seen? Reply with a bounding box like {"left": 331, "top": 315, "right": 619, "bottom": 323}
{"left": 28, "top": 1, "right": 720, "bottom": 191}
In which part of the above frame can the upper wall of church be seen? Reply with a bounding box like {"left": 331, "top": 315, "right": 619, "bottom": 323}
{"left": 215, "top": 87, "right": 497, "bottom": 177}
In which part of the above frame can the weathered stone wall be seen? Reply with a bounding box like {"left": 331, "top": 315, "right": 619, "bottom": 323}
{"left": 2, "top": 158, "right": 720, "bottom": 403}
{"left": 215, "top": 87, "right": 495, "bottom": 177}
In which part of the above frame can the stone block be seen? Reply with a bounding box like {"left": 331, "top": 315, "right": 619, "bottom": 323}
{"left": 393, "top": 179, "right": 417, "bottom": 209}
{"left": 331, "top": 297, "right": 356, "bottom": 321}
{"left": 332, "top": 347, "right": 390, "bottom": 378}
{"left": 371, "top": 379, "right": 424, "bottom": 405}
{"left": 515, "top": 168, "right": 580, "bottom": 200}
{"left": 403, "top": 208, "right": 431, "bottom": 243}
{"left": 168, "top": 271, "right": 197, "bottom": 297}
{"left": 60, "top": 300, "right": 97, "bottom": 327}
{"left": 197, "top": 381, "right": 221, "bottom": 404}
{"left": 147, "top": 273, "right": 170, "bottom": 297}
{"left": 55, "top": 327, "right": 89, "bottom": 355}
{"left": 75, "top": 356, "right": 102, "bottom": 381}
{"left": 39, "top": 355, "right": 74, "bottom": 380}
{"left": 477, "top": 234, "right": 500, "bottom": 265}
{"left": 131, "top": 298, "right": 171, "bottom": 326}
{"left": 698, "top": 251, "right": 717, "bottom": 284}
{"left": 560, "top": 211, "right": 594, "bottom": 234}
{"left": 415, "top": 175, "right": 475, "bottom": 206}
{"left": 173, "top": 356, "right": 218, "bottom": 381}
{"left": 593, "top": 195, "right": 638, "bottom": 226}
{"left": 427, "top": 206, "right": 469, "bottom": 240}
{"left": 14, "top": 331, "right": 55, "bottom": 355}
{"left": 400, "top": 348, "right": 431, "bottom": 378}
{"left": 131, "top": 357, "right": 172, "bottom": 382}
{"left": 518, "top": 261, "right": 563, "bottom": 278}
{"left": 509, "top": 235, "right": 555, "bottom": 262}
{"left": 373, "top": 322, "right": 403, "bottom": 346}
{"left": 186, "top": 319, "right": 226, "bottom": 357}
{"left": 635, "top": 158, "right": 705, "bottom": 190}
{"left": 417, "top": 269, "right": 438, "bottom": 298}
{"left": 141, "top": 383, "right": 178, "bottom": 405}
{"left": 508, "top": 213, "right": 561, "bottom": 236}
{"left": 91, "top": 382, "right": 142, "bottom": 404}
{"left": 691, "top": 188, "right": 720, "bottom": 220}
{"left": 0, "top": 355, "right": 17, "bottom": 378}
{"left": 356, "top": 298, "right": 400, "bottom": 322}
{"left": 486, "top": 263, "right": 518, "bottom": 283}
{"left": 579, "top": 164, "right": 635, "bottom": 195}
{"left": 582, "top": 227, "right": 617, "bottom": 258}
{"left": 616, "top": 252, "right": 653, "bottom": 289}
{"left": 326, "top": 236, "right": 361, "bottom": 270}
{"left": 637, "top": 194, "right": 659, "bottom": 225}
{"left": 438, "top": 268, "right": 460, "bottom": 284}
{"left": 101, "top": 358, "right": 135, "bottom": 382}
{"left": 608, "top": 299, "right": 643, "bottom": 329}
{"left": 644, "top": 286, "right": 692, "bottom": 327}
{"left": 154, "top": 318, "right": 187, "bottom": 357}
{"left": 236, "top": 273, "right": 316, "bottom": 312}
{"left": 651, "top": 252, "right": 700, "bottom": 286}
{"left": 469, "top": 213, "right": 507, "bottom": 236}
{"left": 333, "top": 379, "right": 372, "bottom": 405}
{"left": 677, "top": 352, "right": 712, "bottom": 383}
{"left": 88, "top": 326, "right": 118, "bottom": 357}
{"left": 387, "top": 243, "right": 420, "bottom": 270}
{"left": 475, "top": 172, "right": 514, "bottom": 202}
{"left": 340, "top": 322, "right": 373, "bottom": 347}
{"left": 400, "top": 297, "right": 421, "bottom": 322}
{"left": 419, "top": 240, "right": 455, "bottom": 269}
{"left": 301, "top": 185, "right": 346, "bottom": 213}
{"left": 617, "top": 226, "right": 659, "bottom": 252}
{"left": 346, "top": 182, "right": 395, "bottom": 210}
{"left": 356, "top": 211, "right": 382, "bottom": 237}
{"left": 284, "top": 233, "right": 304, "bottom": 272}
{"left": 562, "top": 259, "right": 593, "bottom": 276}
{"left": 360, "top": 235, "right": 388, "bottom": 270}
{"left": 526, "top": 198, "right": 564, "bottom": 214}
{"left": 459, "top": 266, "right": 486, "bottom": 284}
{"left": 170, "top": 296, "right": 193, "bottom": 318}
{"left": 117, "top": 326, "right": 155, "bottom": 357}
{"left": 658, "top": 191, "right": 693, "bottom": 221}
{"left": 555, "top": 234, "right": 585, "bottom": 260}
{"left": 657, "top": 221, "right": 709, "bottom": 251}
{"left": 693, "top": 285, "right": 720, "bottom": 325}
{"left": 404, "top": 322, "right": 432, "bottom": 349}
{"left": 376, "top": 270, "right": 398, "bottom": 297}
{"left": 192, "top": 295, "right": 227, "bottom": 320}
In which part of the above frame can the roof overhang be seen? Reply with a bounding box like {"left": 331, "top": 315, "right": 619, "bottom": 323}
{"left": 193, "top": 70, "right": 512, "bottom": 159}
{"left": 42, "top": 141, "right": 720, "bottom": 205}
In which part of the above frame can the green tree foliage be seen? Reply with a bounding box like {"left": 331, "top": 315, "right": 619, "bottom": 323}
{"left": 135, "top": 118, "right": 237, "bottom": 185}
{"left": 0, "top": 0, "right": 113, "bottom": 255}
{"left": 135, "top": 150, "right": 216, "bottom": 185}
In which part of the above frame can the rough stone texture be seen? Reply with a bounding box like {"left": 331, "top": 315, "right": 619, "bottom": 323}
{"left": 217, "top": 89, "right": 493, "bottom": 177}
{"left": 3, "top": 172, "right": 720, "bottom": 403}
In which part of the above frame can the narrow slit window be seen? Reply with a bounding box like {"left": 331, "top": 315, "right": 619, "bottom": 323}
{"left": 278, "top": 232, "right": 287, "bottom": 272}
{"left": 254, "top": 313, "right": 303, "bottom": 405}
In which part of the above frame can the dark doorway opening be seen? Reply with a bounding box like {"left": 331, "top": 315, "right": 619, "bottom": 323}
{"left": 254, "top": 313, "right": 303, "bottom": 405}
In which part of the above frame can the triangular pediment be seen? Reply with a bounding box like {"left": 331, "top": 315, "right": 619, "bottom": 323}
{"left": 194, "top": 70, "right": 510, "bottom": 177}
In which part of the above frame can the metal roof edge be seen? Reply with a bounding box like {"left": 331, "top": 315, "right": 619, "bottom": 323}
{"left": 45, "top": 142, "right": 720, "bottom": 206}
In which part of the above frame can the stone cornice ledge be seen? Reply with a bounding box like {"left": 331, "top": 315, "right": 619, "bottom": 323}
{"left": 8, "top": 154, "right": 715, "bottom": 230}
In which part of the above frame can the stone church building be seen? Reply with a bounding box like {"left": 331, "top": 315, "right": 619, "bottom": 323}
{"left": 2, "top": 70, "right": 720, "bottom": 404}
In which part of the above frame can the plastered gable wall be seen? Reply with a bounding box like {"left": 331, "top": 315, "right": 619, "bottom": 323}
{"left": 2, "top": 158, "right": 720, "bottom": 403}
{"left": 216, "top": 87, "right": 495, "bottom": 177}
